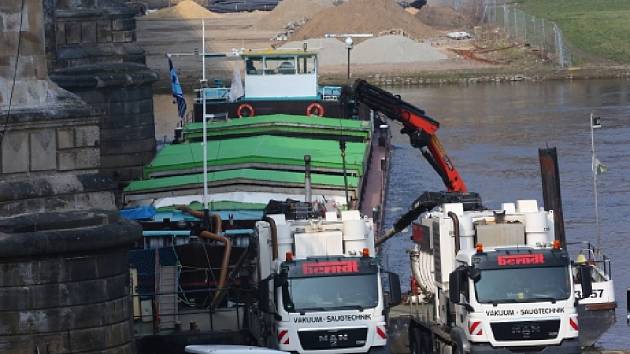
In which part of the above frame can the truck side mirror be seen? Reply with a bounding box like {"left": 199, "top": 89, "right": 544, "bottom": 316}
{"left": 388, "top": 272, "right": 402, "bottom": 307}
{"left": 579, "top": 265, "right": 593, "bottom": 299}
{"left": 258, "top": 277, "right": 272, "bottom": 313}
{"left": 449, "top": 269, "right": 462, "bottom": 304}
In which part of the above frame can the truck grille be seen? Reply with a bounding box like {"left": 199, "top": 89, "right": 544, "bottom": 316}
{"left": 298, "top": 328, "right": 367, "bottom": 350}
{"left": 491, "top": 320, "right": 560, "bottom": 341}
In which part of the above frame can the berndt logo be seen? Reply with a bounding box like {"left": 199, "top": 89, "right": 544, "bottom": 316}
{"left": 318, "top": 333, "right": 348, "bottom": 346}
{"left": 497, "top": 254, "right": 544, "bottom": 266}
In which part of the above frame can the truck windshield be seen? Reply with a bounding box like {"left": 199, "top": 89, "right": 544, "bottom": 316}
{"left": 283, "top": 274, "right": 378, "bottom": 312}
{"left": 475, "top": 266, "right": 571, "bottom": 304}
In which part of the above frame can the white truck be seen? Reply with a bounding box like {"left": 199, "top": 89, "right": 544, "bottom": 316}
{"left": 254, "top": 210, "right": 401, "bottom": 354}
{"left": 406, "top": 198, "right": 593, "bottom": 354}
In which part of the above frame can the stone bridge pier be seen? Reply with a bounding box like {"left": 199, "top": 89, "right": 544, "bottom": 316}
{"left": 1, "top": 0, "right": 158, "bottom": 213}
{"left": 49, "top": 0, "right": 159, "bottom": 185}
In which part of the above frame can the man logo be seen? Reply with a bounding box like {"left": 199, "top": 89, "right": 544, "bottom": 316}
{"left": 318, "top": 334, "right": 348, "bottom": 346}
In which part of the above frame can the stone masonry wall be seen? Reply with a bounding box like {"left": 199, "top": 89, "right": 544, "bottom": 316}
{"left": 0, "top": 0, "right": 104, "bottom": 177}
{"left": 1, "top": 108, "right": 101, "bottom": 176}
{"left": 53, "top": 5, "right": 145, "bottom": 70}
{"left": 0, "top": 0, "right": 50, "bottom": 108}
{"left": 49, "top": 0, "right": 158, "bottom": 185}
{"left": 0, "top": 0, "right": 116, "bottom": 214}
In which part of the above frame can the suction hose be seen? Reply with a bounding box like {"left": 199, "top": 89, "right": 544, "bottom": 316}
{"left": 175, "top": 206, "right": 230, "bottom": 309}
{"left": 197, "top": 215, "right": 232, "bottom": 309}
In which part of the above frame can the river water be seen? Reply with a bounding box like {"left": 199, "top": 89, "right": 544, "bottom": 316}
{"left": 380, "top": 79, "right": 630, "bottom": 349}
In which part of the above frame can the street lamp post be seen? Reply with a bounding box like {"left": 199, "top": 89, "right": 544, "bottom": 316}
{"left": 344, "top": 37, "right": 353, "bottom": 81}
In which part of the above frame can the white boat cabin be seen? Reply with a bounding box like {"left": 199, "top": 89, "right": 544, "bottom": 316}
{"left": 241, "top": 49, "right": 319, "bottom": 99}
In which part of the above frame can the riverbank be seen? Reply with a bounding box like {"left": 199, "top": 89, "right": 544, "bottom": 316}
{"left": 322, "top": 64, "right": 630, "bottom": 87}
{"left": 152, "top": 64, "right": 630, "bottom": 93}
{"left": 139, "top": 3, "right": 630, "bottom": 93}
{"left": 519, "top": 0, "right": 630, "bottom": 64}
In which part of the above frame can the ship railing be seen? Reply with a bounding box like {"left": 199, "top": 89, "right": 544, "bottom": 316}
{"left": 321, "top": 86, "right": 343, "bottom": 101}
{"left": 129, "top": 235, "right": 258, "bottom": 336}
{"left": 195, "top": 87, "right": 231, "bottom": 103}
{"left": 130, "top": 284, "right": 256, "bottom": 336}
{"left": 567, "top": 240, "right": 613, "bottom": 279}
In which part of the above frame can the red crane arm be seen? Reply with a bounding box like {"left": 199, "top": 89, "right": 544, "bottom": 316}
{"left": 400, "top": 110, "right": 439, "bottom": 135}
{"left": 426, "top": 134, "right": 467, "bottom": 192}
{"left": 353, "top": 79, "right": 467, "bottom": 192}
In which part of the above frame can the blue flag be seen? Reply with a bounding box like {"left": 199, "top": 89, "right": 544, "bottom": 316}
{"left": 168, "top": 57, "right": 186, "bottom": 120}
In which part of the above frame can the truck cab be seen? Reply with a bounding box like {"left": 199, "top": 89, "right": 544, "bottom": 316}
{"left": 449, "top": 247, "right": 581, "bottom": 353}
{"left": 408, "top": 199, "right": 593, "bottom": 354}
{"left": 256, "top": 211, "right": 401, "bottom": 353}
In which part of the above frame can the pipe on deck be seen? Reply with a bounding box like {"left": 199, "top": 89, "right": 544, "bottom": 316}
{"left": 174, "top": 206, "right": 231, "bottom": 309}
{"left": 198, "top": 214, "right": 231, "bottom": 309}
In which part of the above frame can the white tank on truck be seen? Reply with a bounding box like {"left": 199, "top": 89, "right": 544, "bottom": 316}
{"left": 406, "top": 198, "right": 593, "bottom": 354}
{"left": 254, "top": 209, "right": 402, "bottom": 354}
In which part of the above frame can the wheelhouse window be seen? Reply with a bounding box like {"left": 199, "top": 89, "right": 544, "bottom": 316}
{"left": 266, "top": 57, "right": 296, "bottom": 74}
{"left": 245, "top": 57, "right": 263, "bottom": 75}
{"left": 244, "top": 54, "right": 316, "bottom": 76}
{"left": 297, "top": 55, "right": 316, "bottom": 74}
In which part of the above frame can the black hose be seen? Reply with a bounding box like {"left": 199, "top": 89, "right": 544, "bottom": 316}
{"left": 263, "top": 216, "right": 279, "bottom": 260}
{"left": 448, "top": 211, "right": 460, "bottom": 255}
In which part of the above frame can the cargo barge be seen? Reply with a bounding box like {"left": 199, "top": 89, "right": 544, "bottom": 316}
{"left": 121, "top": 49, "right": 391, "bottom": 354}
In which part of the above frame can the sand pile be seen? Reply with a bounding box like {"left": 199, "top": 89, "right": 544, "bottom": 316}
{"left": 292, "top": 0, "right": 436, "bottom": 40}
{"left": 256, "top": 0, "right": 335, "bottom": 30}
{"left": 416, "top": 5, "right": 470, "bottom": 29}
{"left": 144, "top": 0, "right": 222, "bottom": 19}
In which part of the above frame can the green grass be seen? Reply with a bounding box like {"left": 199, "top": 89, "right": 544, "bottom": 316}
{"left": 519, "top": 0, "right": 630, "bottom": 64}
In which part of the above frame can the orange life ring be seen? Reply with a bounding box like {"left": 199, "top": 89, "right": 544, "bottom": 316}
{"left": 236, "top": 103, "right": 255, "bottom": 118}
{"left": 306, "top": 102, "right": 325, "bottom": 117}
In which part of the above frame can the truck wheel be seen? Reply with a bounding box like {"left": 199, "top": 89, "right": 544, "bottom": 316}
{"left": 368, "top": 346, "right": 391, "bottom": 354}
{"left": 451, "top": 342, "right": 464, "bottom": 354}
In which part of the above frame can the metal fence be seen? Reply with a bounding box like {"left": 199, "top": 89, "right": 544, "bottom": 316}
{"left": 436, "top": 0, "right": 572, "bottom": 67}
{"left": 481, "top": 1, "right": 571, "bottom": 67}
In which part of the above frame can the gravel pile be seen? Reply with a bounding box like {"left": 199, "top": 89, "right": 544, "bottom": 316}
{"left": 281, "top": 38, "right": 348, "bottom": 65}
{"left": 282, "top": 35, "right": 446, "bottom": 65}
{"left": 292, "top": 0, "right": 436, "bottom": 40}
{"left": 256, "top": 0, "right": 335, "bottom": 30}
{"left": 144, "top": 0, "right": 222, "bottom": 19}
{"left": 352, "top": 35, "right": 447, "bottom": 63}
